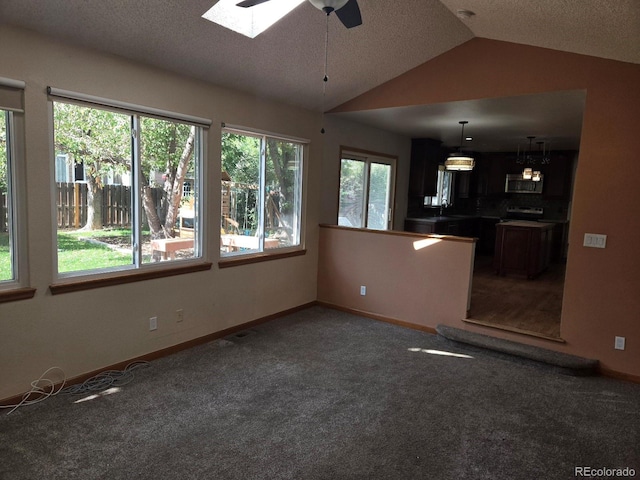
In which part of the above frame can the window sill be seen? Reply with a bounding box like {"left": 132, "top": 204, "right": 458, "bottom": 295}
{"left": 0, "top": 287, "right": 37, "bottom": 304}
{"left": 49, "top": 262, "right": 213, "bottom": 295}
{"left": 218, "top": 249, "right": 306, "bottom": 268}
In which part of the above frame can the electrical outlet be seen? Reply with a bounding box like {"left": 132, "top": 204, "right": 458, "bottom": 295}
{"left": 149, "top": 316, "right": 158, "bottom": 331}
{"left": 615, "top": 336, "right": 625, "bottom": 350}
{"left": 176, "top": 309, "right": 184, "bottom": 323}
{"left": 360, "top": 285, "right": 366, "bottom": 296}
{"left": 583, "top": 233, "right": 607, "bottom": 248}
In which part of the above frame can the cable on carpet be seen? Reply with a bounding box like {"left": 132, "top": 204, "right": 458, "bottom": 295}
{"left": 60, "top": 361, "right": 150, "bottom": 395}
{"left": 0, "top": 366, "right": 66, "bottom": 415}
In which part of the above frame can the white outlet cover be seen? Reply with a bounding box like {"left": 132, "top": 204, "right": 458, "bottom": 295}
{"left": 583, "top": 233, "right": 607, "bottom": 248}
{"left": 149, "top": 316, "right": 158, "bottom": 331}
{"left": 615, "top": 336, "right": 625, "bottom": 350}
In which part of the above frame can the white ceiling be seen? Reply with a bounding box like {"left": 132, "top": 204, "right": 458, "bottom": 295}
{"left": 1, "top": 0, "right": 638, "bottom": 151}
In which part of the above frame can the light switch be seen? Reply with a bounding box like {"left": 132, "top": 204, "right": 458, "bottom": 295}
{"left": 583, "top": 233, "right": 607, "bottom": 248}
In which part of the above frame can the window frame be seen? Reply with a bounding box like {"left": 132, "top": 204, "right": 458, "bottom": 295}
{"left": 48, "top": 88, "right": 212, "bottom": 287}
{"left": 338, "top": 147, "right": 397, "bottom": 231}
{"left": 0, "top": 77, "right": 34, "bottom": 302}
{"left": 219, "top": 125, "right": 307, "bottom": 262}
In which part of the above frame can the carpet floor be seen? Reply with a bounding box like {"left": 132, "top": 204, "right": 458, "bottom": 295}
{"left": 1, "top": 306, "right": 638, "bottom": 479}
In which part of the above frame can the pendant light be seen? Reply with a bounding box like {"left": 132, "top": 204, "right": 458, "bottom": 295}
{"left": 444, "top": 121, "right": 475, "bottom": 171}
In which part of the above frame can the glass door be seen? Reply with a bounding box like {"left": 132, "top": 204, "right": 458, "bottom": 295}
{"left": 338, "top": 151, "right": 395, "bottom": 230}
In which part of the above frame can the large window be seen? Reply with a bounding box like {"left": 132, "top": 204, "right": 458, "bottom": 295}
{"left": 0, "top": 77, "right": 25, "bottom": 289}
{"left": 338, "top": 150, "right": 395, "bottom": 230}
{"left": 220, "top": 127, "right": 304, "bottom": 256}
{"left": 0, "top": 110, "right": 15, "bottom": 282}
{"left": 52, "top": 95, "right": 207, "bottom": 277}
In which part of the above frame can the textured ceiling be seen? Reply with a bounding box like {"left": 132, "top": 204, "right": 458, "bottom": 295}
{"left": 439, "top": 0, "right": 640, "bottom": 65}
{"left": 0, "top": 0, "right": 638, "bottom": 150}
{"left": 0, "top": 0, "right": 472, "bottom": 111}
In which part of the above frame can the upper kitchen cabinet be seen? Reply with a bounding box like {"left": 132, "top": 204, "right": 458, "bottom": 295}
{"left": 538, "top": 151, "right": 576, "bottom": 198}
{"left": 409, "top": 138, "right": 444, "bottom": 198}
{"left": 475, "top": 153, "right": 508, "bottom": 196}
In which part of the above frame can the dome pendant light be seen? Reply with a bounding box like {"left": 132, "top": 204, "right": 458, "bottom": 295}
{"left": 445, "top": 121, "right": 475, "bottom": 171}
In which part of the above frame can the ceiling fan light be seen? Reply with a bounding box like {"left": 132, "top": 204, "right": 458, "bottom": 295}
{"left": 445, "top": 154, "right": 475, "bottom": 171}
{"left": 308, "top": 0, "right": 349, "bottom": 12}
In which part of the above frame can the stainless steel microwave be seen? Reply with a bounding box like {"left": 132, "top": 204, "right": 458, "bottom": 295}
{"left": 505, "top": 174, "right": 544, "bottom": 193}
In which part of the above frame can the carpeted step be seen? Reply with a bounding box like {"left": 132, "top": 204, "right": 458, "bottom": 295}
{"left": 436, "top": 324, "right": 599, "bottom": 376}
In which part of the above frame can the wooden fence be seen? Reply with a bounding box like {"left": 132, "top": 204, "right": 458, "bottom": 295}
{"left": 56, "top": 182, "right": 163, "bottom": 229}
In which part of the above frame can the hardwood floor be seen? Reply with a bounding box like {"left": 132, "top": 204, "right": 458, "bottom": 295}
{"left": 468, "top": 255, "right": 565, "bottom": 339}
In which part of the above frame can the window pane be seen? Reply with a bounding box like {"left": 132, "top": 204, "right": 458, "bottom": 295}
{"left": 0, "top": 110, "right": 14, "bottom": 282}
{"left": 221, "top": 132, "right": 261, "bottom": 255}
{"left": 338, "top": 159, "right": 365, "bottom": 228}
{"left": 54, "top": 102, "right": 133, "bottom": 274}
{"left": 221, "top": 130, "right": 303, "bottom": 256}
{"left": 367, "top": 162, "right": 391, "bottom": 230}
{"left": 264, "top": 138, "right": 302, "bottom": 248}
{"left": 139, "top": 117, "right": 199, "bottom": 263}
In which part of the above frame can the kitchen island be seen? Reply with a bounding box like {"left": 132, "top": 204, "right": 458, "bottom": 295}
{"left": 494, "top": 220, "right": 554, "bottom": 279}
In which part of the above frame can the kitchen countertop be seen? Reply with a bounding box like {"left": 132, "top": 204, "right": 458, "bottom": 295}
{"left": 499, "top": 220, "right": 554, "bottom": 228}
{"left": 407, "top": 215, "right": 567, "bottom": 224}
{"left": 405, "top": 215, "right": 477, "bottom": 223}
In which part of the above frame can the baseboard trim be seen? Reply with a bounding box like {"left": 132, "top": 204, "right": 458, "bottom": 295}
{"left": 5, "top": 301, "right": 637, "bottom": 407}
{"left": 317, "top": 301, "right": 437, "bottom": 335}
{"left": 1, "top": 301, "right": 317, "bottom": 407}
{"left": 599, "top": 367, "right": 640, "bottom": 384}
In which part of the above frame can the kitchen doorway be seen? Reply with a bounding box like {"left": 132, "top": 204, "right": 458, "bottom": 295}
{"left": 466, "top": 254, "right": 565, "bottom": 340}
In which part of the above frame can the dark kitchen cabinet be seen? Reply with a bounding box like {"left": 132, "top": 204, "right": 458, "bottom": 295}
{"left": 540, "top": 152, "right": 575, "bottom": 198}
{"left": 456, "top": 171, "right": 471, "bottom": 199}
{"left": 409, "top": 138, "right": 443, "bottom": 198}
{"left": 474, "top": 154, "right": 507, "bottom": 195}
{"left": 404, "top": 218, "right": 436, "bottom": 234}
{"left": 404, "top": 216, "right": 478, "bottom": 237}
{"left": 494, "top": 221, "right": 554, "bottom": 279}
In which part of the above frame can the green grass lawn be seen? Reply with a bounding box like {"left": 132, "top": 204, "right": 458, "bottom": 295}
{"left": 0, "top": 232, "right": 11, "bottom": 281}
{"left": 2, "top": 228, "right": 156, "bottom": 277}
{"left": 57, "top": 229, "right": 134, "bottom": 273}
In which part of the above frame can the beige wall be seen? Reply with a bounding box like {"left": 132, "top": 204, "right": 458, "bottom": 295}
{"left": 330, "top": 38, "right": 640, "bottom": 377}
{"left": 0, "top": 26, "right": 322, "bottom": 400}
{"left": 319, "top": 115, "right": 411, "bottom": 229}
{"left": 318, "top": 227, "right": 475, "bottom": 327}
{"left": 3, "top": 28, "right": 639, "bottom": 400}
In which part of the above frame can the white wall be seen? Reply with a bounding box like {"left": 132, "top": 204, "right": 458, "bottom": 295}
{"left": 0, "top": 26, "right": 322, "bottom": 400}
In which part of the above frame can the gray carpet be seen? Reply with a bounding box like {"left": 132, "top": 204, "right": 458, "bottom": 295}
{"left": 1, "top": 306, "right": 639, "bottom": 479}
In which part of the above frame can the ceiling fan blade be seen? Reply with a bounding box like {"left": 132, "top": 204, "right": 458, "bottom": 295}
{"left": 335, "top": 0, "right": 362, "bottom": 28}
{"left": 237, "top": 0, "right": 273, "bottom": 7}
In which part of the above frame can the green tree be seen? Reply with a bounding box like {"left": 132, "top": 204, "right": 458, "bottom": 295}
{"left": 140, "top": 117, "right": 195, "bottom": 239}
{"left": 54, "top": 103, "right": 196, "bottom": 240}
{"left": 1, "top": 111, "right": 8, "bottom": 196}
{"left": 53, "top": 103, "right": 130, "bottom": 230}
{"left": 221, "top": 133, "right": 300, "bottom": 241}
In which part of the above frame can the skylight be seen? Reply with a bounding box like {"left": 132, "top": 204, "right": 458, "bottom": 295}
{"left": 202, "top": 0, "right": 306, "bottom": 39}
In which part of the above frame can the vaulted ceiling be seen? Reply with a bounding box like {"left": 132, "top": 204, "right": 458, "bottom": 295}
{"left": 1, "top": 0, "right": 638, "bottom": 150}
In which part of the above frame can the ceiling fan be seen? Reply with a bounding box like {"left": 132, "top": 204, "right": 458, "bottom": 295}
{"left": 236, "top": 0, "right": 363, "bottom": 29}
